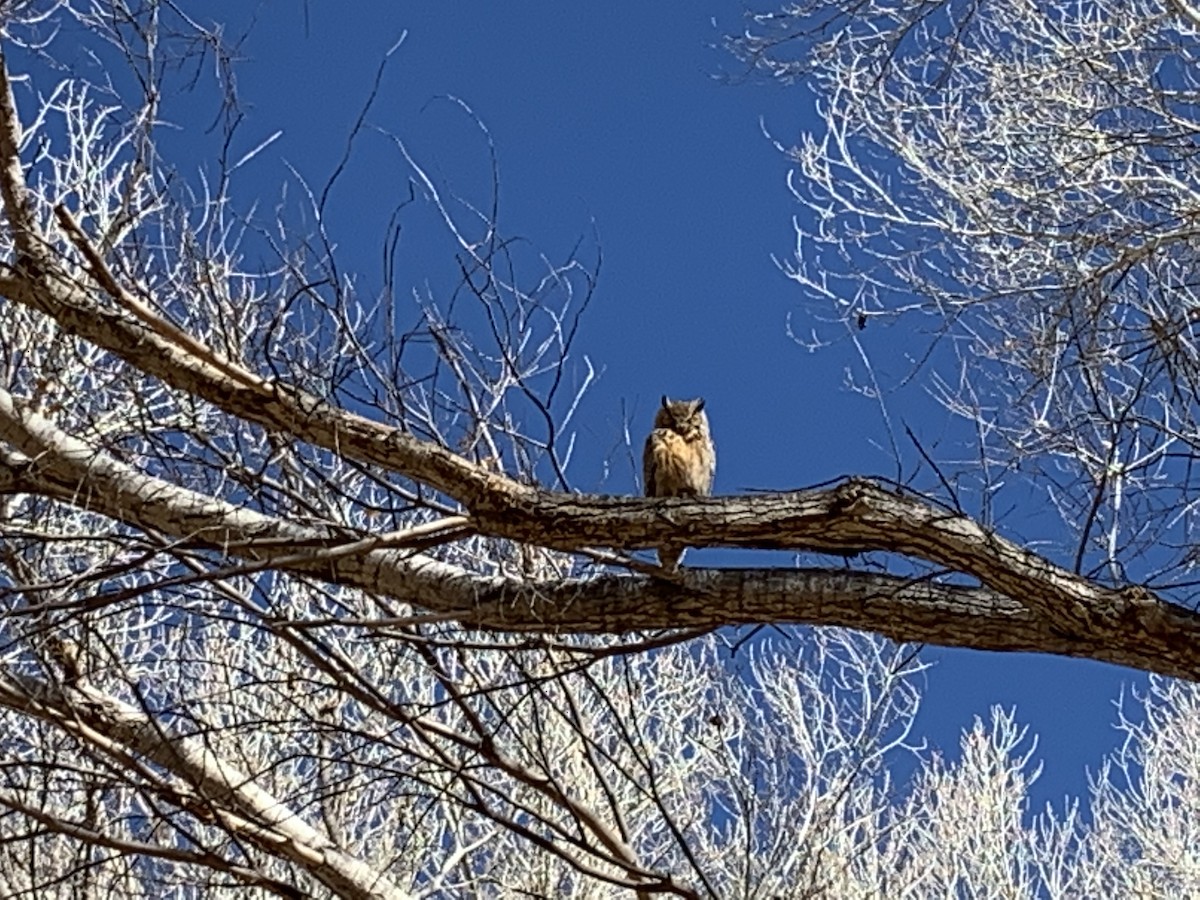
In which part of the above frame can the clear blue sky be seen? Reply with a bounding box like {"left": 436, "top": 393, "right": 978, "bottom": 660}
{"left": 194, "top": 2, "right": 1141, "bottom": 813}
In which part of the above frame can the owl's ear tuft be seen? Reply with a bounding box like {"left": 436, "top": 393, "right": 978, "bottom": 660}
{"left": 661, "top": 395, "right": 670, "bottom": 409}
{"left": 694, "top": 398, "right": 706, "bottom": 413}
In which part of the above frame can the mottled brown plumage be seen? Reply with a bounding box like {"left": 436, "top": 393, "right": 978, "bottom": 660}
{"left": 642, "top": 395, "right": 716, "bottom": 569}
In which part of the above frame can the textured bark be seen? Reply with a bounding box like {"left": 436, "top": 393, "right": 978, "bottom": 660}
{"left": 3, "top": 388, "right": 1199, "bottom": 679}
{"left": 0, "top": 268, "right": 1154, "bottom": 641}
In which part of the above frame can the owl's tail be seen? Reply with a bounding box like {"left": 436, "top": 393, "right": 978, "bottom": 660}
{"left": 657, "top": 545, "right": 685, "bottom": 570}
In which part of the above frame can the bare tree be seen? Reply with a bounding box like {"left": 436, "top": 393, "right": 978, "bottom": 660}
{"left": 0, "top": 0, "right": 1199, "bottom": 895}
{"left": 732, "top": 0, "right": 1200, "bottom": 592}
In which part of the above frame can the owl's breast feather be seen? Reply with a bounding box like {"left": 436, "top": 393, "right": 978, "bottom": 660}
{"left": 645, "top": 429, "right": 709, "bottom": 497}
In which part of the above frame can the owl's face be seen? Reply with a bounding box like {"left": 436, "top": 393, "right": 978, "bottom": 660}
{"left": 654, "top": 396, "right": 708, "bottom": 440}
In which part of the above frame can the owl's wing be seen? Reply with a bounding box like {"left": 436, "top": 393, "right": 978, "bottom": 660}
{"left": 706, "top": 441, "right": 716, "bottom": 493}
{"left": 642, "top": 433, "right": 657, "bottom": 496}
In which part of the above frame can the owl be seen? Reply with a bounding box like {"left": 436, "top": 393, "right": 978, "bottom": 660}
{"left": 642, "top": 395, "right": 716, "bottom": 569}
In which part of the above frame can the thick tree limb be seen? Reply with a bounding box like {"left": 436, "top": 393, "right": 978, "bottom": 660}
{"left": 3, "top": 387, "right": 1199, "bottom": 679}
{"left": 0, "top": 265, "right": 1180, "bottom": 640}
{"left": 0, "top": 189, "right": 1169, "bottom": 648}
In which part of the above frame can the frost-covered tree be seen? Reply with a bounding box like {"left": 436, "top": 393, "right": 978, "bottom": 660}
{"left": 0, "top": 0, "right": 1199, "bottom": 895}
{"left": 732, "top": 0, "right": 1200, "bottom": 593}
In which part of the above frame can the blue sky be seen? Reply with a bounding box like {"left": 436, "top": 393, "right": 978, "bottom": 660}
{"left": 190, "top": 2, "right": 1141, "bottom": 812}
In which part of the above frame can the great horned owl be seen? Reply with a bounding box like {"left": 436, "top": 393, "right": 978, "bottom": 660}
{"left": 643, "top": 395, "right": 716, "bottom": 569}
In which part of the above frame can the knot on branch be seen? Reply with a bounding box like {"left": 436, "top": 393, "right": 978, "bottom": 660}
{"left": 831, "top": 476, "right": 880, "bottom": 506}
{"left": 1118, "top": 584, "right": 1158, "bottom": 607}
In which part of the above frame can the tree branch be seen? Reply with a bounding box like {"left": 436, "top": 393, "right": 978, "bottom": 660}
{"left": 0, "top": 790, "right": 304, "bottom": 899}
{"left": 0, "top": 260, "right": 1173, "bottom": 637}
{"left": 0, "top": 671, "right": 412, "bottom": 900}
{"left": 3, "top": 386, "right": 1199, "bottom": 679}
